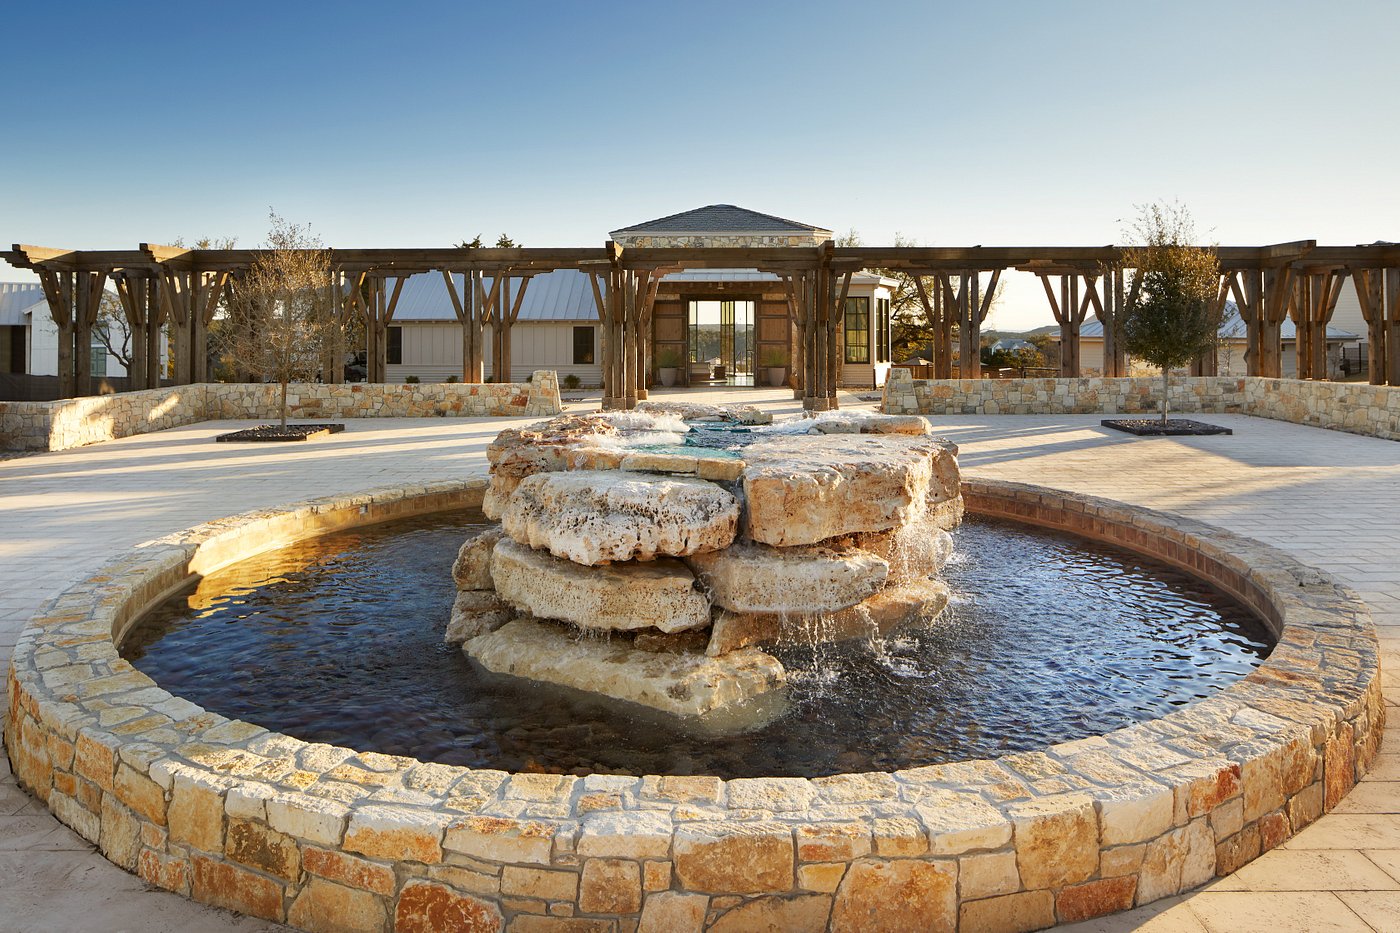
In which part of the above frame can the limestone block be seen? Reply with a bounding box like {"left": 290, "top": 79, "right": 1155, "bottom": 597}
{"left": 817, "top": 578, "right": 951, "bottom": 641}
{"left": 637, "top": 399, "right": 772, "bottom": 424}
{"left": 491, "top": 538, "right": 710, "bottom": 634}
{"left": 1009, "top": 794, "right": 1099, "bottom": 889}
{"left": 673, "top": 821, "right": 795, "bottom": 893}
{"left": 741, "top": 434, "right": 956, "bottom": 546}
{"left": 707, "top": 612, "right": 781, "bottom": 657}
{"left": 638, "top": 892, "right": 708, "bottom": 933}
{"left": 686, "top": 542, "right": 889, "bottom": 614}
{"left": 394, "top": 881, "right": 503, "bottom": 933}
{"left": 710, "top": 894, "right": 831, "bottom": 932}
{"left": 444, "top": 591, "right": 515, "bottom": 645}
{"left": 502, "top": 470, "right": 739, "bottom": 565}
{"left": 287, "top": 877, "right": 388, "bottom": 933}
{"left": 452, "top": 526, "right": 505, "bottom": 590}
{"left": 854, "top": 521, "right": 954, "bottom": 582}
{"left": 466, "top": 618, "right": 786, "bottom": 718}
{"left": 831, "top": 857, "right": 957, "bottom": 932}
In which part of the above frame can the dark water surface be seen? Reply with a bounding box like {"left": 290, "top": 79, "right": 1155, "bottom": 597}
{"left": 122, "top": 512, "right": 1273, "bottom": 778}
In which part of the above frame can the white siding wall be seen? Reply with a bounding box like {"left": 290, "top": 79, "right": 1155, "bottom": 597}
{"left": 1331, "top": 288, "right": 1366, "bottom": 344}
{"left": 22, "top": 314, "right": 129, "bottom": 378}
{"left": 389, "top": 322, "right": 603, "bottom": 386}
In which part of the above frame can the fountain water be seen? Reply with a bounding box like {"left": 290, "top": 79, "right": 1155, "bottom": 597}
{"left": 448, "top": 402, "right": 964, "bottom": 720}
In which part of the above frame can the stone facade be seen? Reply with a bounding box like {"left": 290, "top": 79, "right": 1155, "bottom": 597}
{"left": 4, "top": 476, "right": 1383, "bottom": 931}
{"left": 0, "top": 373, "right": 563, "bottom": 453}
{"left": 881, "top": 369, "right": 1400, "bottom": 443}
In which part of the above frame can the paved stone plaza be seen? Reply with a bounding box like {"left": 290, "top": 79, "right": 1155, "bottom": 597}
{"left": 1, "top": 388, "right": 1398, "bottom": 932}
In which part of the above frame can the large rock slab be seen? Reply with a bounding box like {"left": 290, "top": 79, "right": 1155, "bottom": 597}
{"left": 741, "top": 434, "right": 958, "bottom": 546}
{"left": 852, "top": 520, "right": 954, "bottom": 583}
{"left": 637, "top": 400, "right": 772, "bottom": 425}
{"left": 501, "top": 470, "right": 739, "bottom": 566}
{"left": 465, "top": 618, "right": 786, "bottom": 718}
{"left": 451, "top": 526, "right": 506, "bottom": 590}
{"left": 444, "top": 591, "right": 516, "bottom": 645}
{"left": 491, "top": 537, "right": 710, "bottom": 633}
{"left": 686, "top": 542, "right": 888, "bottom": 615}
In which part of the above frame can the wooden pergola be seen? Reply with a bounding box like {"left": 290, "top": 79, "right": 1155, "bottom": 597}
{"left": 6, "top": 240, "right": 1399, "bottom": 407}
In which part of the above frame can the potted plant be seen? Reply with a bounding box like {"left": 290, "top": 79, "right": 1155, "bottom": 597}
{"left": 655, "top": 347, "right": 682, "bottom": 387}
{"left": 760, "top": 347, "right": 789, "bottom": 387}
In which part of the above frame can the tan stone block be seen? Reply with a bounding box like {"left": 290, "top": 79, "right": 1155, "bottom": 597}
{"left": 1288, "top": 782, "right": 1324, "bottom": 830}
{"left": 1326, "top": 722, "right": 1357, "bottom": 810}
{"left": 1100, "top": 843, "right": 1146, "bottom": 878}
{"left": 1009, "top": 795, "right": 1097, "bottom": 889}
{"left": 395, "top": 881, "right": 503, "bottom": 933}
{"left": 138, "top": 849, "right": 190, "bottom": 895}
{"left": 168, "top": 772, "right": 226, "bottom": 853}
{"left": 502, "top": 866, "right": 579, "bottom": 903}
{"left": 1258, "top": 809, "right": 1290, "bottom": 852}
{"left": 508, "top": 918, "right": 613, "bottom": 933}
{"left": 266, "top": 794, "right": 348, "bottom": 846}
{"left": 1139, "top": 819, "right": 1217, "bottom": 902}
{"left": 795, "top": 822, "right": 871, "bottom": 862}
{"left": 288, "top": 877, "right": 388, "bottom": 933}
{"left": 303, "top": 845, "right": 396, "bottom": 896}
{"left": 873, "top": 817, "right": 928, "bottom": 856}
{"left": 797, "top": 862, "right": 846, "bottom": 893}
{"left": 673, "top": 821, "right": 794, "bottom": 894}
{"left": 448, "top": 815, "right": 556, "bottom": 865}
{"left": 958, "top": 890, "right": 1054, "bottom": 933}
{"left": 1057, "top": 876, "right": 1137, "bottom": 923}
{"left": 917, "top": 789, "right": 1013, "bottom": 855}
{"left": 191, "top": 854, "right": 285, "bottom": 923}
{"left": 99, "top": 794, "right": 141, "bottom": 871}
{"left": 1242, "top": 752, "right": 1285, "bottom": 822}
{"left": 1099, "top": 782, "right": 1173, "bottom": 846}
{"left": 959, "top": 850, "right": 1020, "bottom": 900}
{"left": 75, "top": 732, "right": 115, "bottom": 790}
{"left": 638, "top": 892, "right": 708, "bottom": 933}
{"left": 577, "top": 811, "right": 671, "bottom": 860}
{"left": 832, "top": 858, "right": 957, "bottom": 932}
{"left": 642, "top": 861, "right": 671, "bottom": 893}
{"left": 224, "top": 817, "right": 301, "bottom": 882}
{"left": 1210, "top": 796, "right": 1245, "bottom": 840}
{"left": 709, "top": 894, "right": 831, "bottom": 932}
{"left": 579, "top": 858, "right": 641, "bottom": 914}
{"left": 1214, "top": 824, "right": 1261, "bottom": 876}
{"left": 115, "top": 763, "right": 166, "bottom": 826}
{"left": 344, "top": 805, "right": 445, "bottom": 864}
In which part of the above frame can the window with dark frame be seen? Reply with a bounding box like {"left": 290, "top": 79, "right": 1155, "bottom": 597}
{"left": 573, "top": 325, "right": 595, "bottom": 365}
{"left": 876, "top": 297, "right": 891, "bottom": 362}
{"left": 387, "top": 326, "right": 403, "bottom": 365}
{"left": 844, "top": 297, "right": 870, "bottom": 364}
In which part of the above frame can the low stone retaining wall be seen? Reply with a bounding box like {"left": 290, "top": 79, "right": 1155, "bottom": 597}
{"left": 3, "top": 478, "right": 1382, "bottom": 931}
{"left": 0, "top": 374, "right": 563, "bottom": 452}
{"left": 883, "top": 370, "right": 1400, "bottom": 442}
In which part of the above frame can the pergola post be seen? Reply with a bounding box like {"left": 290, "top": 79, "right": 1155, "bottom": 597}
{"left": 1035, "top": 271, "right": 1092, "bottom": 377}
{"left": 1288, "top": 270, "right": 1347, "bottom": 380}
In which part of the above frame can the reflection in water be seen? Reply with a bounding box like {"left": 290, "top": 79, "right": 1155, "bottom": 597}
{"left": 123, "top": 512, "right": 1273, "bottom": 778}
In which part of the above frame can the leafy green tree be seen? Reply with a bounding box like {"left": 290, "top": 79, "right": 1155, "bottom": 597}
{"left": 1120, "top": 202, "right": 1222, "bottom": 423}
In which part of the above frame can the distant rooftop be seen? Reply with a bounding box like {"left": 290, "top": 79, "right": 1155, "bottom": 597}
{"left": 610, "top": 204, "right": 831, "bottom": 238}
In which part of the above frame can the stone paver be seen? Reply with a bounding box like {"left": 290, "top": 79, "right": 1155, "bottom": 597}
{"left": 1, "top": 396, "right": 1398, "bottom": 930}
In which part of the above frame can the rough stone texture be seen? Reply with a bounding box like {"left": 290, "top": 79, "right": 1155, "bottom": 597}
{"left": 638, "top": 892, "right": 708, "bottom": 933}
{"left": 818, "top": 578, "right": 952, "bottom": 641}
{"left": 452, "top": 526, "right": 506, "bottom": 590}
{"left": 466, "top": 618, "right": 786, "bottom": 718}
{"left": 853, "top": 521, "right": 954, "bottom": 583}
{"left": 673, "top": 822, "right": 796, "bottom": 894}
{"left": 636, "top": 399, "right": 773, "bottom": 424}
{"left": 831, "top": 858, "right": 957, "bottom": 932}
{"left": 958, "top": 890, "right": 1055, "bottom": 933}
{"left": 1010, "top": 795, "right": 1099, "bottom": 890}
{"left": 685, "top": 542, "right": 888, "bottom": 614}
{"left": 491, "top": 538, "right": 711, "bottom": 634}
{"left": 394, "top": 881, "right": 503, "bottom": 933}
{"left": 501, "top": 469, "right": 739, "bottom": 566}
{"left": 709, "top": 894, "right": 831, "bottom": 932}
{"left": 444, "top": 590, "right": 516, "bottom": 644}
{"left": 288, "top": 877, "right": 388, "bottom": 933}
{"left": 741, "top": 434, "right": 958, "bottom": 546}
{"left": 706, "top": 612, "right": 781, "bottom": 657}
{"left": 1057, "top": 876, "right": 1138, "bottom": 922}
{"left": 578, "top": 858, "right": 641, "bottom": 914}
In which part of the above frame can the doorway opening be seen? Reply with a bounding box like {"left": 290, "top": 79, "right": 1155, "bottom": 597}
{"left": 688, "top": 299, "right": 754, "bottom": 386}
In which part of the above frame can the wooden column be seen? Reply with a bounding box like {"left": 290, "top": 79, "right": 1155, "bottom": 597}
{"left": 911, "top": 273, "right": 953, "bottom": 380}
{"left": 36, "top": 270, "right": 75, "bottom": 397}
{"left": 1389, "top": 269, "right": 1400, "bottom": 387}
{"left": 1288, "top": 270, "right": 1347, "bottom": 380}
{"left": 114, "top": 273, "right": 151, "bottom": 389}
{"left": 1038, "top": 272, "right": 1092, "bottom": 377}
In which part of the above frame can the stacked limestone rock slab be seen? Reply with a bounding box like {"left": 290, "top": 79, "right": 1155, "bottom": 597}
{"left": 450, "top": 402, "right": 964, "bottom": 719}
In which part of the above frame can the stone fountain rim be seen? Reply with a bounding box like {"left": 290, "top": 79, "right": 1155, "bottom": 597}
{"left": 4, "top": 475, "right": 1382, "bottom": 929}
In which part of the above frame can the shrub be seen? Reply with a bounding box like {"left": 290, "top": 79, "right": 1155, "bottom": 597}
{"left": 446, "top": 374, "right": 458, "bottom": 384}
{"left": 404, "top": 375, "right": 420, "bottom": 384}
{"left": 655, "top": 347, "right": 683, "bottom": 369}
{"left": 563, "top": 374, "right": 581, "bottom": 390}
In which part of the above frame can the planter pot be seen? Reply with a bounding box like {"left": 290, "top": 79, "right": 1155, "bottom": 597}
{"left": 658, "top": 368, "right": 678, "bottom": 387}
{"left": 767, "top": 367, "right": 787, "bottom": 388}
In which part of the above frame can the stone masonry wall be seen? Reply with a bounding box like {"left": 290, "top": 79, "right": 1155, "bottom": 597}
{"left": 0, "top": 374, "right": 563, "bottom": 453}
{"left": 4, "top": 478, "right": 1382, "bottom": 932}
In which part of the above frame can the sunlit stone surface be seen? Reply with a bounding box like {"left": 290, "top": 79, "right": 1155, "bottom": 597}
{"left": 454, "top": 404, "right": 963, "bottom": 717}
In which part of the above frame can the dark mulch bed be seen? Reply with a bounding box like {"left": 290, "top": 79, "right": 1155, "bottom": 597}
{"left": 216, "top": 424, "right": 346, "bottom": 443}
{"left": 1102, "top": 419, "right": 1232, "bottom": 437}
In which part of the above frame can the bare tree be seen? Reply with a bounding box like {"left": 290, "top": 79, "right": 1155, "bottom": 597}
{"left": 220, "top": 212, "right": 339, "bottom": 429}
{"left": 95, "top": 290, "right": 133, "bottom": 374}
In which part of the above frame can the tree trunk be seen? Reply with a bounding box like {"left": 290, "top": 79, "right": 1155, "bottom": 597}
{"left": 1161, "top": 366, "right": 1170, "bottom": 424}
{"left": 280, "top": 380, "right": 288, "bottom": 430}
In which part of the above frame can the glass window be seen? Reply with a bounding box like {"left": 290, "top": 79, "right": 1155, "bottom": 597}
{"left": 91, "top": 325, "right": 108, "bottom": 377}
{"left": 876, "top": 297, "right": 891, "bottom": 362}
{"left": 573, "top": 326, "right": 595, "bottom": 365}
{"left": 844, "top": 297, "right": 870, "bottom": 364}
{"left": 387, "top": 326, "right": 403, "bottom": 365}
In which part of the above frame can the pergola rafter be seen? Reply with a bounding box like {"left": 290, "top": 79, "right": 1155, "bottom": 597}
{"left": 5, "top": 239, "right": 1399, "bottom": 404}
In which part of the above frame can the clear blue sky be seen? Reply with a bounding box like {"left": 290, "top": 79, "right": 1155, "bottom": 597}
{"left": 3, "top": 0, "right": 1395, "bottom": 329}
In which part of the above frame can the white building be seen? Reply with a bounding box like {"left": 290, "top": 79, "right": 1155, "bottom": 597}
{"left": 0, "top": 282, "right": 130, "bottom": 379}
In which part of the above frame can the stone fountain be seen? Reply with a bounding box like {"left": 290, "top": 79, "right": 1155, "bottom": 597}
{"left": 444, "top": 402, "right": 963, "bottom": 720}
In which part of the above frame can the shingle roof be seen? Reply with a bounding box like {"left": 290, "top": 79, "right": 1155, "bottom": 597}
{"left": 610, "top": 204, "right": 830, "bottom": 237}
{"left": 0, "top": 282, "right": 47, "bottom": 326}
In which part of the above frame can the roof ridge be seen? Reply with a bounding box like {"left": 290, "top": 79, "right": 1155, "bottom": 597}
{"left": 610, "top": 204, "right": 829, "bottom": 236}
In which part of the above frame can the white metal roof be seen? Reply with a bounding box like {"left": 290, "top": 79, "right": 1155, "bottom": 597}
{"left": 0, "top": 282, "right": 46, "bottom": 326}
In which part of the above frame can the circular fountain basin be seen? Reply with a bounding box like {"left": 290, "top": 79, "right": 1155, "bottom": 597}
{"left": 4, "top": 475, "right": 1383, "bottom": 931}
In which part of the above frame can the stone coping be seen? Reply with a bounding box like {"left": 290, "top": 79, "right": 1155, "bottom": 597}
{"left": 3, "top": 477, "right": 1383, "bottom": 931}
